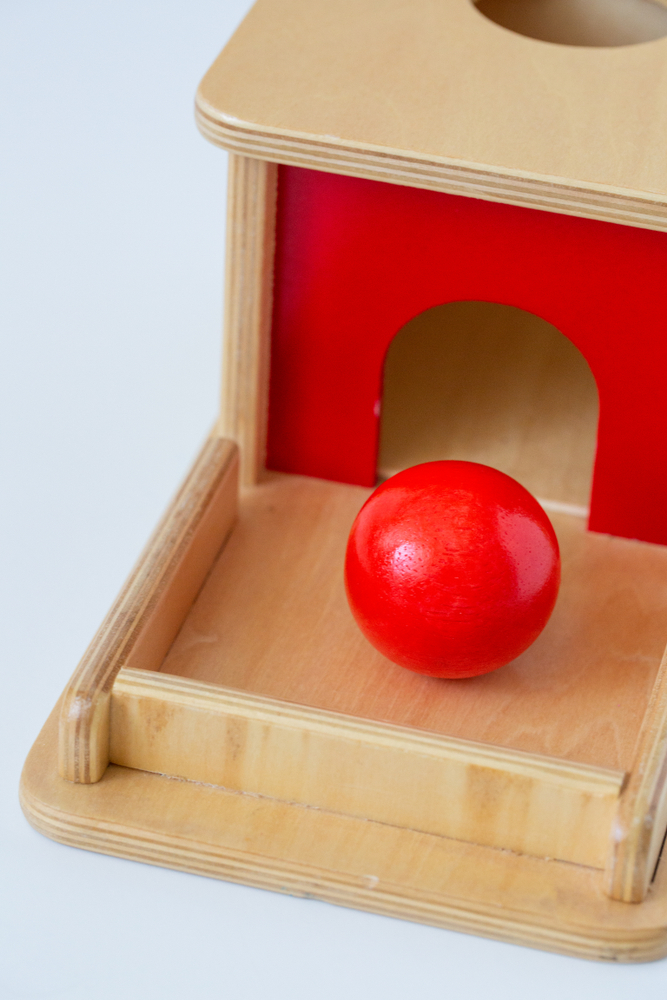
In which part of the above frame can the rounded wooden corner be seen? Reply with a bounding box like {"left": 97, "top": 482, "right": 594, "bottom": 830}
{"left": 56, "top": 435, "right": 240, "bottom": 785}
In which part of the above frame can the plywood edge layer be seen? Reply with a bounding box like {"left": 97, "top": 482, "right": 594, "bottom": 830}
{"left": 58, "top": 435, "right": 239, "bottom": 783}
{"left": 195, "top": 102, "right": 667, "bottom": 234}
{"left": 20, "top": 711, "right": 667, "bottom": 963}
{"left": 110, "top": 667, "right": 624, "bottom": 869}
{"left": 608, "top": 643, "right": 667, "bottom": 902}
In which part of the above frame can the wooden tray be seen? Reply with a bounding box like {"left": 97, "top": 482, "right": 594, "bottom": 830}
{"left": 20, "top": 429, "right": 667, "bottom": 961}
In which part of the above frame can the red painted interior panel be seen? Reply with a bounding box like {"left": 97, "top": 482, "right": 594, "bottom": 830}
{"left": 267, "top": 165, "right": 667, "bottom": 545}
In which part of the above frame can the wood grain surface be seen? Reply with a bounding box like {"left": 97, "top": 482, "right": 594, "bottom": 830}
{"left": 20, "top": 704, "right": 667, "bottom": 962}
{"left": 218, "top": 155, "right": 277, "bottom": 485}
{"left": 58, "top": 436, "right": 238, "bottom": 783}
{"left": 110, "top": 667, "right": 623, "bottom": 868}
{"left": 161, "top": 473, "right": 667, "bottom": 774}
{"left": 196, "top": 0, "right": 667, "bottom": 231}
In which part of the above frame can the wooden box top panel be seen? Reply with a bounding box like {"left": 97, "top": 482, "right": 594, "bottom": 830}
{"left": 196, "top": 0, "right": 667, "bottom": 231}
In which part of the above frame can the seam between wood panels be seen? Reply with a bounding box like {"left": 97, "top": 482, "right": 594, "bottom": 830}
{"left": 114, "top": 668, "right": 625, "bottom": 795}
{"left": 195, "top": 108, "right": 667, "bottom": 233}
{"left": 99, "top": 762, "right": 615, "bottom": 869}
{"left": 20, "top": 781, "right": 667, "bottom": 962}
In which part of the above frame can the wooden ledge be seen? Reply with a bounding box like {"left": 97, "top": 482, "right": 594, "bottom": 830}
{"left": 109, "top": 667, "right": 624, "bottom": 870}
{"left": 20, "top": 705, "right": 667, "bottom": 963}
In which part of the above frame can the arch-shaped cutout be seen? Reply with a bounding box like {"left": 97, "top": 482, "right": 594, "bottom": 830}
{"left": 268, "top": 166, "right": 667, "bottom": 545}
{"left": 378, "top": 302, "right": 599, "bottom": 511}
{"left": 473, "top": 0, "right": 667, "bottom": 46}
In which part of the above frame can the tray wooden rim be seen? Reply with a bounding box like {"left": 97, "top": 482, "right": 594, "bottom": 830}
{"left": 52, "top": 427, "right": 667, "bottom": 904}
{"left": 109, "top": 666, "right": 626, "bottom": 870}
{"left": 20, "top": 704, "right": 667, "bottom": 964}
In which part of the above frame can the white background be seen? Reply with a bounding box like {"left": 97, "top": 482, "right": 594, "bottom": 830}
{"left": 2, "top": 2, "right": 667, "bottom": 997}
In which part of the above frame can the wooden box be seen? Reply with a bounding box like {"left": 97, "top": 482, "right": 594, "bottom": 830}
{"left": 21, "top": 0, "right": 667, "bottom": 962}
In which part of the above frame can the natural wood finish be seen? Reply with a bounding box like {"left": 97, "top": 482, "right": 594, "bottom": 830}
{"left": 110, "top": 667, "right": 623, "bottom": 869}
{"left": 161, "top": 473, "right": 667, "bottom": 775}
{"left": 218, "top": 154, "right": 277, "bottom": 485}
{"left": 58, "top": 436, "right": 238, "bottom": 783}
{"left": 154, "top": 467, "right": 667, "bottom": 898}
{"left": 378, "top": 301, "right": 599, "bottom": 509}
{"left": 608, "top": 645, "right": 667, "bottom": 901}
{"left": 30, "top": 431, "right": 667, "bottom": 931}
{"left": 196, "top": 0, "right": 667, "bottom": 232}
{"left": 20, "top": 705, "right": 667, "bottom": 962}
{"left": 50, "top": 428, "right": 667, "bottom": 907}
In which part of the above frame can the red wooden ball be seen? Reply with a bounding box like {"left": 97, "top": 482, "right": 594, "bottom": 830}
{"left": 344, "top": 461, "right": 560, "bottom": 678}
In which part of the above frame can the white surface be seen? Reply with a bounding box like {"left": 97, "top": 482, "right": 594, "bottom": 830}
{"left": 2, "top": 2, "right": 667, "bottom": 997}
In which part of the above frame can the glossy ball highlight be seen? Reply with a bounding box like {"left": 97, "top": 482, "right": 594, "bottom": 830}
{"left": 344, "top": 461, "right": 560, "bottom": 678}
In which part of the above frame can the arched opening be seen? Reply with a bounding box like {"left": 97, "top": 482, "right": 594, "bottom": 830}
{"left": 268, "top": 165, "right": 667, "bottom": 545}
{"left": 378, "top": 302, "right": 599, "bottom": 515}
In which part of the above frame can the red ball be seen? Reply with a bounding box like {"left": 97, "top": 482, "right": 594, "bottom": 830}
{"left": 344, "top": 461, "right": 560, "bottom": 678}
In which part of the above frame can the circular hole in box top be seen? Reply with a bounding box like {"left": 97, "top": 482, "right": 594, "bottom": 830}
{"left": 473, "top": 0, "right": 667, "bottom": 46}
